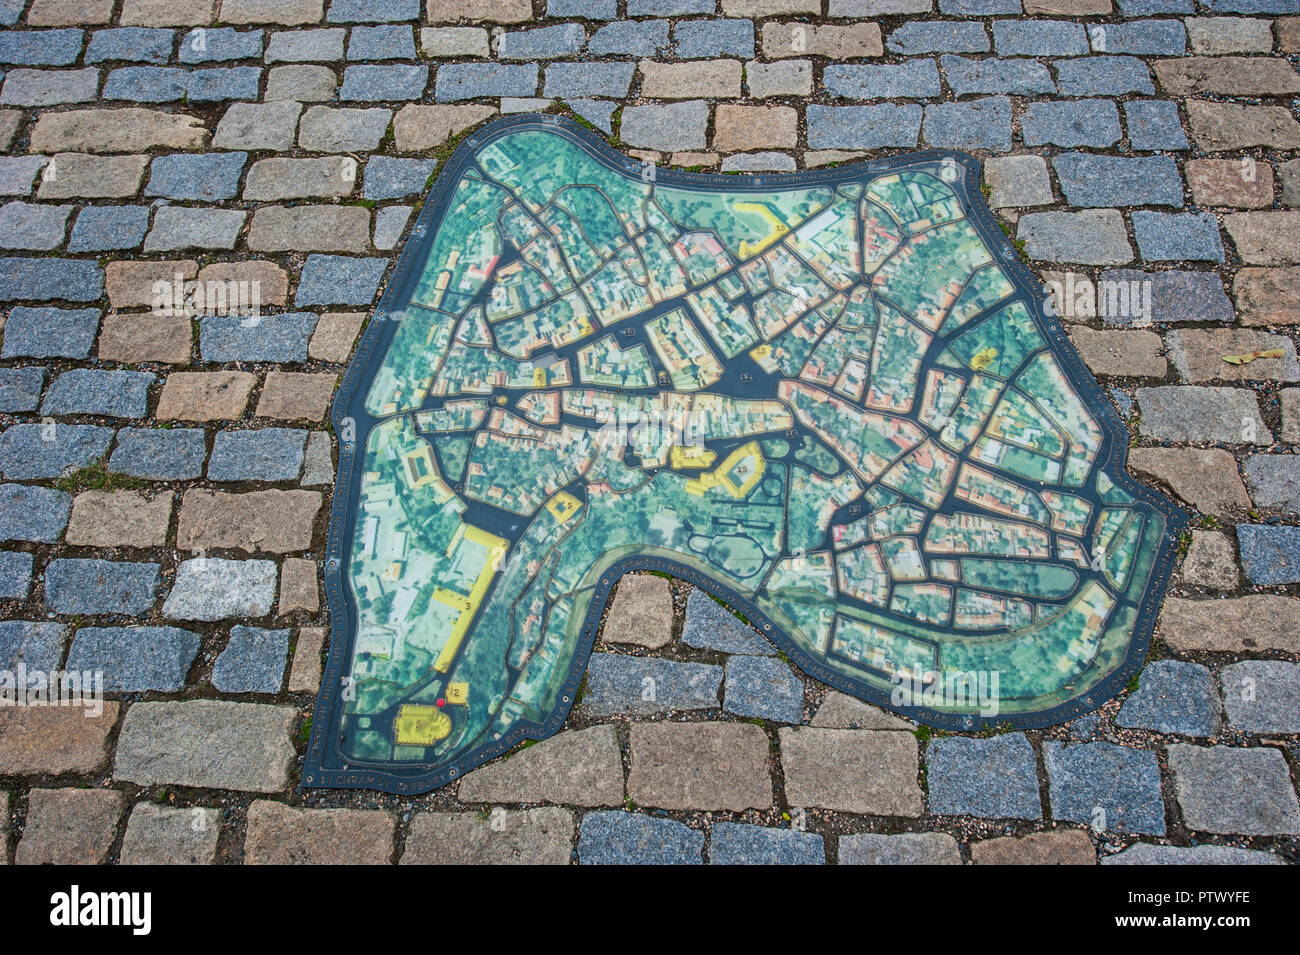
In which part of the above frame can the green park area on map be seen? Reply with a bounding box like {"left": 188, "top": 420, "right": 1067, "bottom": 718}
{"left": 327, "top": 122, "right": 1172, "bottom": 779}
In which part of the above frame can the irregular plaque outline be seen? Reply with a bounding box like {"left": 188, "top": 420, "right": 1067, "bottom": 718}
{"left": 303, "top": 114, "right": 1187, "bottom": 794}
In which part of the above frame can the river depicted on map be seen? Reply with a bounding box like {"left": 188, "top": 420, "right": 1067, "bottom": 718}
{"left": 303, "top": 115, "right": 1185, "bottom": 794}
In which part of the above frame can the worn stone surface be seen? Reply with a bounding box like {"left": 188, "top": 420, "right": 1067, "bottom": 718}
{"left": 244, "top": 801, "right": 394, "bottom": 865}
{"left": 1127, "top": 447, "right": 1250, "bottom": 514}
{"left": 457, "top": 724, "right": 624, "bottom": 807}
{"left": 582, "top": 653, "right": 721, "bottom": 716}
{"left": 1136, "top": 386, "right": 1267, "bottom": 445}
{"left": 66, "top": 626, "right": 199, "bottom": 692}
{"left": 45, "top": 557, "right": 160, "bottom": 616}
{"left": 1220, "top": 661, "right": 1300, "bottom": 735}
{"left": 811, "top": 691, "right": 912, "bottom": 731}
{"left": 287, "top": 626, "right": 325, "bottom": 693}
{"left": 1167, "top": 328, "right": 1297, "bottom": 384}
{"left": 16, "top": 789, "right": 123, "bottom": 865}
{"left": 162, "top": 557, "right": 277, "bottom": 621}
{"left": 1160, "top": 595, "right": 1300, "bottom": 653}
{"left": 207, "top": 428, "right": 307, "bottom": 482}
{"left": 839, "top": 831, "right": 962, "bottom": 865}
{"left": 723, "top": 655, "right": 803, "bottom": 723}
{"left": 0, "top": 702, "right": 120, "bottom": 775}
{"left": 928, "top": 734, "right": 1042, "bottom": 819}
{"left": 627, "top": 722, "right": 770, "bottom": 811}
{"left": 578, "top": 811, "right": 703, "bottom": 865}
{"left": 1234, "top": 267, "right": 1300, "bottom": 326}
{"left": 309, "top": 312, "right": 365, "bottom": 363}
{"left": 1237, "top": 523, "right": 1300, "bottom": 585}
{"left": 971, "top": 830, "right": 1096, "bottom": 865}
{"left": 1168, "top": 744, "right": 1300, "bottom": 835}
{"left": 1103, "top": 844, "right": 1283, "bottom": 865}
{"left": 1179, "top": 530, "right": 1238, "bottom": 590}
{"left": 1070, "top": 326, "right": 1166, "bottom": 378}
{"left": 115, "top": 700, "right": 297, "bottom": 793}
{"left": 212, "top": 626, "right": 289, "bottom": 694}
{"left": 66, "top": 490, "right": 171, "bottom": 549}
{"left": 780, "top": 727, "right": 922, "bottom": 816}
{"left": 1044, "top": 741, "right": 1166, "bottom": 836}
{"left": 120, "top": 804, "right": 221, "bottom": 865}
{"left": 983, "top": 155, "right": 1053, "bottom": 208}
{"left": 680, "top": 588, "right": 774, "bottom": 655}
{"left": 709, "top": 822, "right": 825, "bottom": 865}
{"left": 1018, "top": 210, "right": 1133, "bottom": 265}
{"left": 1244, "top": 454, "right": 1300, "bottom": 513}
{"left": 1117, "top": 660, "right": 1222, "bottom": 737}
{"left": 601, "top": 573, "right": 672, "bottom": 649}
{"left": 403, "top": 809, "right": 573, "bottom": 865}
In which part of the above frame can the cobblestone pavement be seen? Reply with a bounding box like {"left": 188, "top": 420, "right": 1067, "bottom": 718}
{"left": 0, "top": 0, "right": 1299, "bottom": 865}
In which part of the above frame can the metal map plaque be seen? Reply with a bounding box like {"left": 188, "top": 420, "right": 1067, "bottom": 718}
{"left": 304, "top": 115, "right": 1185, "bottom": 794}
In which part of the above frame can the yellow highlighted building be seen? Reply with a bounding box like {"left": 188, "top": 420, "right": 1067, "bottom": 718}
{"left": 432, "top": 523, "right": 508, "bottom": 673}
{"left": 686, "top": 440, "right": 765, "bottom": 498}
{"left": 735, "top": 201, "right": 790, "bottom": 258}
{"left": 394, "top": 704, "right": 452, "bottom": 745}
{"left": 545, "top": 491, "right": 583, "bottom": 522}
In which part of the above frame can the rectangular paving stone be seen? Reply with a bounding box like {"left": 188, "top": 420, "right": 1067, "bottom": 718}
{"left": 1052, "top": 153, "right": 1182, "bottom": 207}
{"left": 255, "top": 371, "right": 336, "bottom": 421}
{"left": 296, "top": 104, "right": 389, "bottom": 151}
{"left": 0, "top": 423, "right": 114, "bottom": 480}
{"left": 0, "top": 257, "right": 102, "bottom": 302}
{"left": 0, "top": 67, "right": 99, "bottom": 106}
{"left": 1187, "top": 157, "right": 1273, "bottom": 208}
{"left": 723, "top": 655, "right": 803, "bottom": 722}
{"left": 145, "top": 151, "right": 246, "bottom": 201}
{"left": 589, "top": 19, "right": 670, "bottom": 55}
{"left": 1237, "top": 524, "right": 1300, "bottom": 584}
{"left": 347, "top": 23, "right": 416, "bottom": 59}
{"left": 0, "top": 201, "right": 71, "bottom": 251}
{"left": 1138, "top": 385, "right": 1267, "bottom": 444}
{"left": 145, "top": 207, "right": 246, "bottom": 252}
{"left": 120, "top": 0, "right": 218, "bottom": 26}
{"left": 66, "top": 489, "right": 172, "bottom": 548}
{"left": 294, "top": 254, "right": 386, "bottom": 305}
{"left": 1124, "top": 99, "right": 1189, "bottom": 150}
{"left": 619, "top": 100, "right": 709, "bottom": 151}
{"left": 0, "top": 484, "right": 71, "bottom": 542}
{"left": 1133, "top": 211, "right": 1223, "bottom": 262}
{"left": 1186, "top": 16, "right": 1274, "bottom": 53}
{"left": 994, "top": 20, "right": 1088, "bottom": 55}
{"left": 402, "top": 808, "right": 573, "bottom": 865}
{"left": 109, "top": 427, "right": 207, "bottom": 479}
{"left": 1221, "top": 660, "right": 1300, "bottom": 734}
{"left": 543, "top": 61, "right": 635, "bottom": 98}
{"left": 1097, "top": 269, "right": 1232, "bottom": 325}
{"left": 340, "top": 63, "right": 428, "bottom": 100}
{"left": 1169, "top": 745, "right": 1300, "bottom": 835}
{"left": 244, "top": 800, "right": 395, "bottom": 864}
{"left": 41, "top": 369, "right": 155, "bottom": 419}
{"left": 177, "top": 489, "right": 320, "bottom": 553}
{"left": 45, "top": 557, "right": 160, "bottom": 616}
{"left": 760, "top": 20, "right": 881, "bottom": 59}
{"left": 779, "top": 727, "right": 923, "bottom": 816}
{"left": 1117, "top": 659, "right": 1221, "bottom": 737}
{"left": 420, "top": 25, "right": 491, "bottom": 56}
{"left": 1187, "top": 100, "right": 1300, "bottom": 151}
{"left": 116, "top": 700, "right": 296, "bottom": 792}
{"left": 839, "top": 832, "right": 961, "bottom": 865}
{"left": 248, "top": 205, "right": 368, "bottom": 252}
{"left": 67, "top": 625, "right": 200, "bottom": 692}
{"left": 1089, "top": 19, "right": 1187, "bottom": 53}
{"left": 0, "top": 28, "right": 84, "bottom": 65}
{"left": 1017, "top": 210, "right": 1133, "bottom": 265}
{"left": 267, "top": 27, "right": 344, "bottom": 61}
{"left": 120, "top": 804, "right": 221, "bottom": 866}
{"left": 0, "top": 549, "right": 33, "bottom": 599}
{"left": 971, "top": 830, "right": 1097, "bottom": 865}
{"left": 1225, "top": 211, "right": 1300, "bottom": 265}
{"left": 327, "top": 0, "right": 418, "bottom": 21}
{"left": 1071, "top": 326, "right": 1167, "bottom": 377}
{"left": 1, "top": 305, "right": 99, "bottom": 357}
{"left": 628, "top": 722, "right": 770, "bottom": 811}
{"left": 436, "top": 62, "right": 539, "bottom": 101}
{"left": 674, "top": 18, "right": 754, "bottom": 58}
{"left": 941, "top": 54, "right": 1055, "bottom": 96}
{"left": 0, "top": 702, "right": 120, "bottom": 775}
{"left": 577, "top": 811, "right": 703, "bottom": 865}
{"left": 1245, "top": 454, "right": 1300, "bottom": 513}
{"left": 179, "top": 26, "right": 263, "bottom": 62}
{"left": 212, "top": 625, "right": 288, "bottom": 694}
{"left": 16, "top": 789, "right": 123, "bottom": 866}
{"left": 68, "top": 205, "right": 151, "bottom": 252}
{"left": 1154, "top": 55, "right": 1300, "bottom": 96}
{"left": 161, "top": 556, "right": 277, "bottom": 620}
{"left": 824, "top": 60, "right": 941, "bottom": 99}
{"left": 243, "top": 156, "right": 356, "bottom": 201}
{"left": 207, "top": 428, "right": 308, "bottom": 482}
{"left": 215, "top": 100, "right": 303, "bottom": 151}
{"left": 1054, "top": 55, "right": 1154, "bottom": 95}
{"left": 928, "top": 734, "right": 1043, "bottom": 819}
{"left": 1167, "top": 327, "right": 1297, "bottom": 383}
{"left": 458, "top": 724, "right": 624, "bottom": 807}
{"left": 709, "top": 822, "right": 824, "bottom": 865}
{"left": 199, "top": 312, "right": 317, "bottom": 363}
{"left": 886, "top": 21, "right": 989, "bottom": 55}
{"left": 1022, "top": 99, "right": 1121, "bottom": 147}
{"left": 391, "top": 103, "right": 496, "bottom": 151}
{"left": 0, "top": 155, "right": 49, "bottom": 196}
{"left": 1044, "top": 741, "right": 1166, "bottom": 835}
{"left": 37, "top": 152, "right": 148, "bottom": 199}
{"left": 287, "top": 625, "right": 325, "bottom": 691}
{"left": 103, "top": 65, "right": 187, "bottom": 101}
{"left": 807, "top": 104, "right": 922, "bottom": 149}
{"left": 0, "top": 620, "right": 67, "bottom": 674}
{"left": 743, "top": 57, "right": 813, "bottom": 96}
{"left": 923, "top": 97, "right": 1011, "bottom": 150}
{"left": 582, "top": 652, "right": 721, "bottom": 716}
{"left": 640, "top": 59, "right": 742, "bottom": 98}
{"left": 0, "top": 367, "right": 44, "bottom": 413}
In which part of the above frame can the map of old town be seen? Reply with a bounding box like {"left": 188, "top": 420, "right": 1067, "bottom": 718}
{"left": 304, "top": 116, "right": 1184, "bottom": 793}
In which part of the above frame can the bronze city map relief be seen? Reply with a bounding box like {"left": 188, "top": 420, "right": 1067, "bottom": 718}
{"left": 303, "top": 115, "right": 1185, "bottom": 794}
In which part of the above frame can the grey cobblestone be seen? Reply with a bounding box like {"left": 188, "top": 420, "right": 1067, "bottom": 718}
{"left": 436, "top": 62, "right": 538, "bottom": 101}
{"left": 1131, "top": 211, "right": 1224, "bottom": 262}
{"left": 941, "top": 55, "right": 1054, "bottom": 96}
{"left": 1116, "top": 660, "right": 1222, "bottom": 737}
{"left": 86, "top": 27, "right": 174, "bottom": 63}
{"left": 709, "top": 822, "right": 824, "bottom": 864}
{"left": 266, "top": 28, "right": 344, "bottom": 62}
{"left": 1022, "top": 100, "right": 1121, "bottom": 147}
{"left": 212, "top": 625, "right": 289, "bottom": 693}
{"left": 1, "top": 67, "right": 99, "bottom": 106}
{"left": 1169, "top": 744, "right": 1300, "bottom": 835}
{"left": 824, "top": 60, "right": 941, "bottom": 100}
{"left": 1237, "top": 524, "right": 1300, "bottom": 585}
{"left": 807, "top": 104, "right": 921, "bottom": 149}
{"left": 162, "top": 557, "right": 277, "bottom": 621}
{"left": 109, "top": 428, "right": 206, "bottom": 480}
{"left": 67, "top": 205, "right": 151, "bottom": 252}
{"left": 0, "top": 367, "right": 44, "bottom": 412}
{"left": 993, "top": 21, "right": 1088, "bottom": 56}
{"left": 723, "top": 654, "right": 803, "bottom": 722}
{"left": 144, "top": 206, "right": 245, "bottom": 252}
{"left": 1017, "top": 210, "right": 1133, "bottom": 265}
{"left": 923, "top": 97, "right": 1011, "bottom": 150}
{"left": 582, "top": 652, "right": 722, "bottom": 716}
{"left": 543, "top": 61, "right": 634, "bottom": 98}
{"left": 199, "top": 313, "right": 317, "bottom": 363}
{"left": 0, "top": 423, "right": 114, "bottom": 480}
{"left": 41, "top": 369, "right": 155, "bottom": 419}
{"left": 1053, "top": 153, "right": 1182, "bottom": 207}
{"left": 588, "top": 19, "right": 670, "bottom": 56}
{"left": 0, "top": 483, "right": 71, "bottom": 542}
{"left": 619, "top": 100, "right": 708, "bottom": 151}
{"left": 348, "top": 24, "right": 415, "bottom": 60}
{"left": 578, "top": 811, "right": 703, "bottom": 865}
{"left": 0, "top": 200, "right": 71, "bottom": 250}
{"left": 0, "top": 619, "right": 67, "bottom": 672}
{"left": 44, "top": 557, "right": 160, "bottom": 616}
{"left": 339, "top": 63, "right": 427, "bottom": 101}
{"left": 207, "top": 428, "right": 308, "bottom": 482}
{"left": 500, "top": 23, "right": 586, "bottom": 60}
{"left": 674, "top": 18, "right": 753, "bottom": 58}
{"left": 0, "top": 257, "right": 103, "bottom": 301}
{"left": 145, "top": 151, "right": 246, "bottom": 201}
{"left": 1054, "top": 55, "right": 1155, "bottom": 96}
{"left": 0, "top": 28, "right": 84, "bottom": 65}
{"left": 928, "top": 733, "right": 1042, "bottom": 819}
{"left": 1137, "top": 386, "right": 1267, "bottom": 444}
{"left": 178, "top": 27, "right": 263, "bottom": 62}
{"left": 66, "top": 625, "right": 200, "bottom": 692}
{"left": 294, "top": 254, "right": 386, "bottom": 305}
{"left": 1244, "top": 454, "right": 1300, "bottom": 512}
{"left": 1221, "top": 661, "right": 1300, "bottom": 734}
{"left": 0, "top": 549, "right": 32, "bottom": 599}
{"left": 1044, "top": 741, "right": 1166, "bottom": 835}
{"left": 1089, "top": 20, "right": 1187, "bottom": 54}
{"left": 887, "top": 21, "right": 989, "bottom": 55}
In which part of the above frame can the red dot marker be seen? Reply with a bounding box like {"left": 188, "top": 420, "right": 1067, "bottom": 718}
{"left": 436, "top": 698, "right": 446, "bottom": 708}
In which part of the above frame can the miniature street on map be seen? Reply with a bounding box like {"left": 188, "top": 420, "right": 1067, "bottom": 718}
{"left": 306, "top": 117, "right": 1183, "bottom": 792}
